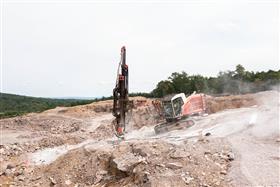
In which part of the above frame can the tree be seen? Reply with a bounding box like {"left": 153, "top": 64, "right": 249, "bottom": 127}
{"left": 151, "top": 80, "right": 175, "bottom": 97}
{"left": 150, "top": 64, "right": 279, "bottom": 98}
{"left": 168, "top": 71, "right": 191, "bottom": 94}
{"left": 235, "top": 64, "right": 246, "bottom": 80}
{"left": 189, "top": 75, "right": 207, "bottom": 93}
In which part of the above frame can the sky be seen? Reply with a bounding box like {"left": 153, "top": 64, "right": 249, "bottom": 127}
{"left": 1, "top": 0, "right": 279, "bottom": 97}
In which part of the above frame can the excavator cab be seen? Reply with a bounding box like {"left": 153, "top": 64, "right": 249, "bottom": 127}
{"left": 162, "top": 93, "right": 186, "bottom": 122}
{"left": 162, "top": 101, "right": 173, "bottom": 119}
{"left": 172, "top": 97, "right": 184, "bottom": 116}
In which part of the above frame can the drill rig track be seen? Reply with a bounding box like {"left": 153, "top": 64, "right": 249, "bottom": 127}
{"left": 154, "top": 118, "right": 195, "bottom": 134}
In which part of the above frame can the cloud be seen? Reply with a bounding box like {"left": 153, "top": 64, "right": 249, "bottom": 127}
{"left": 215, "top": 20, "right": 240, "bottom": 32}
{"left": 2, "top": 1, "right": 278, "bottom": 97}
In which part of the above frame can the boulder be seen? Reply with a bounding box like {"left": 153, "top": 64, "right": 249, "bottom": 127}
{"left": 169, "top": 149, "right": 190, "bottom": 159}
{"left": 166, "top": 162, "right": 183, "bottom": 170}
{"left": 113, "top": 152, "right": 146, "bottom": 173}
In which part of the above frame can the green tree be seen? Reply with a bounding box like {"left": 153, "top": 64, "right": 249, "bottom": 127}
{"left": 233, "top": 64, "right": 245, "bottom": 80}
{"left": 189, "top": 75, "right": 207, "bottom": 93}
{"left": 168, "top": 71, "right": 191, "bottom": 94}
{"left": 151, "top": 80, "right": 175, "bottom": 97}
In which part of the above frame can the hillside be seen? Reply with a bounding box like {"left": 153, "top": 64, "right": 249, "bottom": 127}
{"left": 0, "top": 93, "right": 95, "bottom": 118}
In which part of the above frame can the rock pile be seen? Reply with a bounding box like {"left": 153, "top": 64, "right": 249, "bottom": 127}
{"left": 16, "top": 138, "right": 234, "bottom": 187}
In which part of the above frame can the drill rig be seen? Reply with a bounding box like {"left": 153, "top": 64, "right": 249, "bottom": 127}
{"left": 154, "top": 92, "right": 207, "bottom": 134}
{"left": 112, "top": 46, "right": 129, "bottom": 138}
{"left": 112, "top": 47, "right": 207, "bottom": 136}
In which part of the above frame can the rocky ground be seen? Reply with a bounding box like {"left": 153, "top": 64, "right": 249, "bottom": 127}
{"left": 0, "top": 92, "right": 279, "bottom": 187}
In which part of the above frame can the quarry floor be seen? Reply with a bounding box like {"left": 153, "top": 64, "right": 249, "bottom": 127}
{"left": 0, "top": 91, "right": 279, "bottom": 187}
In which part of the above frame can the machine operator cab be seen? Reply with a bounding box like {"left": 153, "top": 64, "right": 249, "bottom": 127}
{"left": 162, "top": 93, "right": 187, "bottom": 122}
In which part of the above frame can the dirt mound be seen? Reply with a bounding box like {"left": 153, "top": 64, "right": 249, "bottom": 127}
{"left": 20, "top": 138, "right": 234, "bottom": 187}
{"left": 37, "top": 135, "right": 85, "bottom": 148}
{"left": 0, "top": 114, "right": 84, "bottom": 133}
{"left": 207, "top": 94, "right": 257, "bottom": 114}
{"left": 46, "top": 97, "right": 152, "bottom": 119}
{"left": 90, "top": 123, "right": 115, "bottom": 140}
{"left": 44, "top": 100, "right": 113, "bottom": 119}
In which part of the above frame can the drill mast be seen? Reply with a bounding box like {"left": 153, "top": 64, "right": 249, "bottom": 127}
{"left": 112, "top": 46, "right": 129, "bottom": 138}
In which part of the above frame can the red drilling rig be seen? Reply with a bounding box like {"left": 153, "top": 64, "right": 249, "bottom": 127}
{"left": 112, "top": 46, "right": 129, "bottom": 138}
{"left": 112, "top": 47, "right": 207, "bottom": 137}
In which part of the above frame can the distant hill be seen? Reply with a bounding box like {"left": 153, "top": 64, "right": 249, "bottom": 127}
{"left": 0, "top": 93, "right": 95, "bottom": 119}
{"left": 52, "top": 97, "right": 97, "bottom": 100}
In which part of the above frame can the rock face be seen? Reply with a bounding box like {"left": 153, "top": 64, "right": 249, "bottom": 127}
{"left": 206, "top": 94, "right": 257, "bottom": 114}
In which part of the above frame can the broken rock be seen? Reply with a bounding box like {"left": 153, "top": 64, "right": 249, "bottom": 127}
{"left": 4, "top": 168, "right": 13, "bottom": 176}
{"left": 169, "top": 149, "right": 190, "bottom": 159}
{"left": 6, "top": 163, "right": 16, "bottom": 169}
{"left": 181, "top": 173, "right": 194, "bottom": 185}
{"left": 205, "top": 132, "right": 211, "bottom": 136}
{"left": 220, "top": 170, "right": 227, "bottom": 175}
{"left": 65, "top": 179, "right": 72, "bottom": 185}
{"left": 17, "top": 175, "right": 25, "bottom": 181}
{"left": 49, "top": 177, "right": 57, "bottom": 185}
{"left": 166, "top": 162, "right": 183, "bottom": 170}
{"left": 227, "top": 152, "right": 235, "bottom": 161}
{"left": 113, "top": 152, "right": 145, "bottom": 173}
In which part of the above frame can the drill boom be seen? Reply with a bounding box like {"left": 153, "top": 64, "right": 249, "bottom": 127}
{"left": 112, "top": 46, "right": 129, "bottom": 137}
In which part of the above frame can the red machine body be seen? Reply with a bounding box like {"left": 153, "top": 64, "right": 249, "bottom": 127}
{"left": 182, "top": 94, "right": 206, "bottom": 116}
{"left": 155, "top": 92, "right": 207, "bottom": 134}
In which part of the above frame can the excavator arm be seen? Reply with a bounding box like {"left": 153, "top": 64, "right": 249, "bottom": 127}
{"left": 112, "top": 46, "right": 129, "bottom": 138}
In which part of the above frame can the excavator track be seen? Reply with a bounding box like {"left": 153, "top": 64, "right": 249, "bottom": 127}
{"left": 154, "top": 118, "right": 195, "bottom": 134}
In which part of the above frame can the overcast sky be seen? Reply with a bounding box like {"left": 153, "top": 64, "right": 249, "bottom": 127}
{"left": 1, "top": 0, "right": 279, "bottom": 97}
